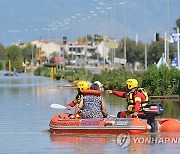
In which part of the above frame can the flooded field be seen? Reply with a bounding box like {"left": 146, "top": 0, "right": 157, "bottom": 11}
{"left": 0, "top": 71, "right": 179, "bottom": 153}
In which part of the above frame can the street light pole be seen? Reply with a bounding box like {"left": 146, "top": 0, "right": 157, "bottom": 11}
{"left": 177, "top": 27, "right": 180, "bottom": 70}
{"left": 164, "top": 31, "right": 167, "bottom": 62}
{"left": 112, "top": 0, "right": 116, "bottom": 68}
{"left": 123, "top": 0, "right": 127, "bottom": 65}
{"left": 31, "top": 45, "right": 34, "bottom": 74}
{"left": 166, "top": 0, "right": 170, "bottom": 66}
{"left": 144, "top": 0, "right": 147, "bottom": 70}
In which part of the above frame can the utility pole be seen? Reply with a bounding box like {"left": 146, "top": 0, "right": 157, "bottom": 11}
{"left": 123, "top": 0, "right": 127, "bottom": 67}
{"left": 164, "top": 31, "right": 167, "bottom": 62}
{"left": 31, "top": 45, "right": 34, "bottom": 74}
{"left": 144, "top": 0, "right": 147, "bottom": 70}
{"left": 177, "top": 27, "right": 180, "bottom": 69}
{"left": 166, "top": 0, "right": 170, "bottom": 66}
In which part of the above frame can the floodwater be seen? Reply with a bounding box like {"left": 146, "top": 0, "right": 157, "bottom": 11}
{"left": 0, "top": 70, "right": 179, "bottom": 154}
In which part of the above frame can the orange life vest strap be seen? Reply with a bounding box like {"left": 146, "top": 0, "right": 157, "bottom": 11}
{"left": 83, "top": 89, "right": 101, "bottom": 96}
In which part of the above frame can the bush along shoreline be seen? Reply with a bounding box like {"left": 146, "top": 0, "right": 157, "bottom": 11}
{"left": 34, "top": 65, "right": 180, "bottom": 96}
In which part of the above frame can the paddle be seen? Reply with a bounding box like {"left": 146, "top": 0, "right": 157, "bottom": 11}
{"left": 50, "top": 104, "right": 66, "bottom": 109}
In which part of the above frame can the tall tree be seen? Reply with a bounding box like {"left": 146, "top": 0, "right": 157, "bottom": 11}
{"left": 5, "top": 45, "right": 23, "bottom": 71}
{"left": 147, "top": 40, "right": 164, "bottom": 65}
{"left": 173, "top": 18, "right": 180, "bottom": 32}
{"left": 115, "top": 38, "right": 144, "bottom": 66}
{"left": 77, "top": 35, "right": 94, "bottom": 43}
{"left": 21, "top": 43, "right": 35, "bottom": 62}
{"left": 0, "top": 43, "right": 5, "bottom": 60}
{"left": 147, "top": 39, "right": 176, "bottom": 65}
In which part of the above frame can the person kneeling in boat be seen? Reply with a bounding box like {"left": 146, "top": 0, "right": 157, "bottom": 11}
{"left": 106, "top": 79, "right": 149, "bottom": 118}
{"left": 66, "top": 81, "right": 90, "bottom": 118}
{"left": 74, "top": 83, "right": 108, "bottom": 119}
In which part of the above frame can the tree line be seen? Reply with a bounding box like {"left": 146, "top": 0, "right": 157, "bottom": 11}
{"left": 0, "top": 43, "right": 38, "bottom": 71}
{"left": 0, "top": 37, "right": 177, "bottom": 71}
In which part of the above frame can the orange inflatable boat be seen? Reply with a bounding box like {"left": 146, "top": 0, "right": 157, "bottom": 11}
{"left": 156, "top": 118, "right": 180, "bottom": 132}
{"left": 49, "top": 113, "right": 151, "bottom": 134}
{"left": 49, "top": 113, "right": 180, "bottom": 135}
{"left": 49, "top": 103, "right": 180, "bottom": 134}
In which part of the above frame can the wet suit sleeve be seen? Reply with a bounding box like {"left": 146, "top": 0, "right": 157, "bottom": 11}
{"left": 67, "top": 95, "right": 79, "bottom": 107}
{"left": 112, "top": 91, "right": 126, "bottom": 98}
{"left": 134, "top": 92, "right": 145, "bottom": 112}
{"left": 134, "top": 99, "right": 141, "bottom": 112}
{"left": 68, "top": 101, "right": 76, "bottom": 107}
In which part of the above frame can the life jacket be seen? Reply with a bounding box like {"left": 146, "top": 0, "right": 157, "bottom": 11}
{"left": 126, "top": 88, "right": 149, "bottom": 112}
{"left": 81, "top": 89, "right": 103, "bottom": 118}
{"left": 83, "top": 89, "right": 101, "bottom": 96}
{"left": 138, "top": 88, "right": 149, "bottom": 103}
{"left": 73, "top": 93, "right": 84, "bottom": 105}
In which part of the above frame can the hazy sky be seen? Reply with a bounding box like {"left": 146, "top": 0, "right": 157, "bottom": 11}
{"left": 0, "top": 0, "right": 179, "bottom": 46}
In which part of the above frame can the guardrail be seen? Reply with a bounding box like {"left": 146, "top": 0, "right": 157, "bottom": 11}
{"left": 149, "top": 95, "right": 180, "bottom": 101}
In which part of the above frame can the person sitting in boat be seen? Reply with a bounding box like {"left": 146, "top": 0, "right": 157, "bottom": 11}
{"left": 106, "top": 78, "right": 149, "bottom": 118}
{"left": 66, "top": 81, "right": 89, "bottom": 112}
{"left": 74, "top": 83, "right": 108, "bottom": 119}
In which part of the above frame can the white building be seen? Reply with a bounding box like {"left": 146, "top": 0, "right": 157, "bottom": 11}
{"left": 31, "top": 40, "right": 64, "bottom": 58}
{"left": 29, "top": 38, "right": 115, "bottom": 63}
{"left": 97, "top": 41, "right": 110, "bottom": 60}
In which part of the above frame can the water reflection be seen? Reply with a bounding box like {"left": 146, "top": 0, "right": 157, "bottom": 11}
{"left": 160, "top": 101, "right": 180, "bottom": 119}
{"left": 50, "top": 134, "right": 116, "bottom": 146}
{"left": 127, "top": 133, "right": 180, "bottom": 153}
{"left": 50, "top": 134, "right": 117, "bottom": 154}
{"left": 49, "top": 132, "right": 180, "bottom": 154}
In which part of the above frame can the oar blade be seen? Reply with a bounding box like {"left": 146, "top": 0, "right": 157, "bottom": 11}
{"left": 50, "top": 104, "right": 66, "bottom": 109}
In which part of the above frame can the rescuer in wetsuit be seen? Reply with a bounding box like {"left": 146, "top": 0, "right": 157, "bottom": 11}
{"left": 106, "top": 79, "right": 157, "bottom": 132}
{"left": 106, "top": 79, "right": 149, "bottom": 118}
{"left": 66, "top": 81, "right": 89, "bottom": 111}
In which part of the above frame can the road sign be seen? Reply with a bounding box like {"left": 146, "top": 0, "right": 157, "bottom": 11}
{"left": 170, "top": 33, "right": 180, "bottom": 43}
{"left": 171, "top": 57, "right": 178, "bottom": 68}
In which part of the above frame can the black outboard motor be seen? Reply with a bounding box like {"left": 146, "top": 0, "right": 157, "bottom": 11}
{"left": 143, "top": 103, "right": 164, "bottom": 132}
{"left": 144, "top": 103, "right": 164, "bottom": 116}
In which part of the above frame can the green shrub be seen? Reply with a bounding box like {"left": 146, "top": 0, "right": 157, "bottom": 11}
{"left": 34, "top": 65, "right": 180, "bottom": 96}
{"left": 55, "top": 67, "right": 93, "bottom": 82}
{"left": 0, "top": 61, "right": 3, "bottom": 70}
{"left": 43, "top": 63, "right": 56, "bottom": 68}
{"left": 93, "top": 69, "right": 137, "bottom": 90}
{"left": 34, "top": 67, "right": 50, "bottom": 77}
{"left": 141, "top": 65, "right": 180, "bottom": 96}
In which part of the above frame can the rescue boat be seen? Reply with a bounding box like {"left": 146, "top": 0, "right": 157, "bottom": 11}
{"left": 49, "top": 103, "right": 180, "bottom": 134}
{"left": 49, "top": 113, "right": 151, "bottom": 135}
{"left": 49, "top": 113, "right": 180, "bottom": 134}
